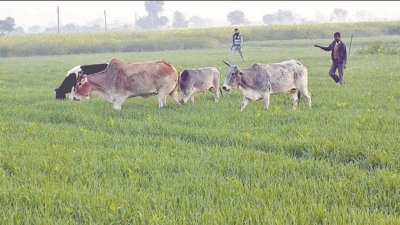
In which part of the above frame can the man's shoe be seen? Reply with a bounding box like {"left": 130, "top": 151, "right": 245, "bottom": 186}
{"left": 330, "top": 74, "right": 340, "bottom": 83}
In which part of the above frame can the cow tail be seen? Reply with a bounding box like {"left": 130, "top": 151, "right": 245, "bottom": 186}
{"left": 297, "top": 89, "right": 301, "bottom": 104}
{"left": 176, "top": 70, "right": 181, "bottom": 92}
{"left": 219, "top": 87, "right": 223, "bottom": 97}
{"left": 294, "top": 71, "right": 301, "bottom": 103}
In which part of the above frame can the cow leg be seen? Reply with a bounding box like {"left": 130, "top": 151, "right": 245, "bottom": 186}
{"left": 290, "top": 90, "right": 299, "bottom": 110}
{"left": 112, "top": 98, "right": 125, "bottom": 111}
{"left": 214, "top": 77, "right": 221, "bottom": 102}
{"left": 240, "top": 97, "right": 250, "bottom": 112}
{"left": 190, "top": 94, "right": 195, "bottom": 103}
{"left": 157, "top": 87, "right": 169, "bottom": 108}
{"left": 210, "top": 86, "right": 219, "bottom": 102}
{"left": 263, "top": 94, "right": 270, "bottom": 110}
{"left": 181, "top": 89, "right": 194, "bottom": 104}
{"left": 301, "top": 89, "right": 312, "bottom": 109}
{"left": 166, "top": 85, "right": 182, "bottom": 106}
{"left": 158, "top": 94, "right": 168, "bottom": 108}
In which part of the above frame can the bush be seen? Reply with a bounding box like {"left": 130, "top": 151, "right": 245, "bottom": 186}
{"left": 356, "top": 40, "right": 400, "bottom": 55}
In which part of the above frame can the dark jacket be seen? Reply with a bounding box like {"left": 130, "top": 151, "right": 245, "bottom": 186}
{"left": 320, "top": 40, "right": 347, "bottom": 64}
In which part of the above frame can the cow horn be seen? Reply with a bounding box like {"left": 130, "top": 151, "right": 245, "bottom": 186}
{"left": 223, "top": 60, "right": 231, "bottom": 67}
{"left": 78, "top": 70, "right": 84, "bottom": 77}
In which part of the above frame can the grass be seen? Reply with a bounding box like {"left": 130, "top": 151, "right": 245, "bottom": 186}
{"left": 0, "top": 36, "right": 400, "bottom": 224}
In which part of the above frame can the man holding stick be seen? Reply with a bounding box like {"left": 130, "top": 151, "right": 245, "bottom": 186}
{"left": 314, "top": 32, "right": 347, "bottom": 85}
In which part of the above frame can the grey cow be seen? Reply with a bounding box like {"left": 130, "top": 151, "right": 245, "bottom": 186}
{"left": 222, "top": 59, "right": 311, "bottom": 111}
{"left": 179, "top": 67, "right": 222, "bottom": 104}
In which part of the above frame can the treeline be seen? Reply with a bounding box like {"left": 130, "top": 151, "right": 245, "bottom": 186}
{"left": 1, "top": 21, "right": 399, "bottom": 58}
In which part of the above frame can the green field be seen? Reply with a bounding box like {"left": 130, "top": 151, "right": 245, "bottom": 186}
{"left": 1, "top": 33, "right": 400, "bottom": 224}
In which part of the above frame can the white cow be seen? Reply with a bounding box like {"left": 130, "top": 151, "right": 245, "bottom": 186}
{"left": 179, "top": 67, "right": 222, "bottom": 104}
{"left": 222, "top": 59, "right": 311, "bottom": 111}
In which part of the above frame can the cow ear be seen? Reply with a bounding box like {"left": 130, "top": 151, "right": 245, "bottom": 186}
{"left": 81, "top": 76, "right": 88, "bottom": 84}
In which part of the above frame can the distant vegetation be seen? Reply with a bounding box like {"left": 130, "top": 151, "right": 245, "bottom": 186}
{"left": 356, "top": 40, "right": 400, "bottom": 55}
{"left": 0, "top": 21, "right": 400, "bottom": 58}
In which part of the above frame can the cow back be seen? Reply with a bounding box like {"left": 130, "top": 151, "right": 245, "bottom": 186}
{"left": 90, "top": 59, "right": 180, "bottom": 97}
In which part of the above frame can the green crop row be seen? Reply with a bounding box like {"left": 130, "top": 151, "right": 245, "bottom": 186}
{"left": 1, "top": 21, "right": 400, "bottom": 57}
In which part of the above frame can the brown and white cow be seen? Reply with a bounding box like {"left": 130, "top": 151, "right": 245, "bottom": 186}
{"left": 179, "top": 67, "right": 222, "bottom": 104}
{"left": 70, "top": 58, "right": 182, "bottom": 110}
{"left": 222, "top": 59, "right": 311, "bottom": 111}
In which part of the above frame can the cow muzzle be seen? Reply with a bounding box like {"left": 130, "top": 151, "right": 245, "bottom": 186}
{"left": 55, "top": 89, "right": 66, "bottom": 100}
{"left": 222, "top": 85, "right": 230, "bottom": 92}
{"left": 56, "top": 94, "right": 66, "bottom": 100}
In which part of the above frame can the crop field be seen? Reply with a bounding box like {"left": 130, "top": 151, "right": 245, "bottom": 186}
{"left": 1, "top": 32, "right": 400, "bottom": 224}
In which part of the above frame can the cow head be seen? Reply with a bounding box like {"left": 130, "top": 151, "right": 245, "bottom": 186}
{"left": 222, "top": 60, "right": 244, "bottom": 92}
{"left": 55, "top": 73, "right": 78, "bottom": 100}
{"left": 71, "top": 74, "right": 91, "bottom": 101}
{"left": 54, "top": 88, "right": 66, "bottom": 100}
{"left": 55, "top": 66, "right": 82, "bottom": 100}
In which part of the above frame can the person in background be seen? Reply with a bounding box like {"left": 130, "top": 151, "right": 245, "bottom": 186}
{"left": 314, "top": 31, "right": 347, "bottom": 85}
{"left": 231, "top": 28, "right": 246, "bottom": 63}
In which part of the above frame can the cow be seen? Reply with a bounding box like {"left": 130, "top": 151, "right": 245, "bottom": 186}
{"left": 222, "top": 59, "right": 311, "bottom": 112}
{"left": 70, "top": 58, "right": 182, "bottom": 110}
{"left": 179, "top": 67, "right": 222, "bottom": 104}
{"left": 54, "top": 63, "right": 108, "bottom": 100}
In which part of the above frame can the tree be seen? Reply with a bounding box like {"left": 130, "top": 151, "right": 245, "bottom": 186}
{"left": 263, "top": 14, "right": 276, "bottom": 25}
{"left": 27, "top": 25, "right": 42, "bottom": 34}
{"left": 263, "top": 10, "right": 301, "bottom": 25}
{"left": 136, "top": 16, "right": 152, "bottom": 29}
{"left": 158, "top": 16, "right": 169, "bottom": 28}
{"left": 87, "top": 18, "right": 103, "bottom": 28}
{"left": 145, "top": 1, "right": 164, "bottom": 18}
{"left": 227, "top": 10, "right": 248, "bottom": 25}
{"left": 12, "top": 26, "right": 25, "bottom": 34}
{"left": 330, "top": 8, "right": 348, "bottom": 22}
{"left": 188, "top": 16, "right": 205, "bottom": 28}
{"left": 172, "top": 11, "right": 188, "bottom": 28}
{"left": 62, "top": 23, "right": 78, "bottom": 33}
{"left": 0, "top": 17, "right": 16, "bottom": 35}
{"left": 136, "top": 15, "right": 168, "bottom": 30}
{"left": 44, "top": 26, "right": 58, "bottom": 33}
{"left": 139, "top": 0, "right": 166, "bottom": 29}
{"left": 276, "top": 10, "right": 299, "bottom": 24}
{"left": 87, "top": 24, "right": 102, "bottom": 32}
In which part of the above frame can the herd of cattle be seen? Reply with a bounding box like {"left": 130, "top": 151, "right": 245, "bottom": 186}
{"left": 54, "top": 58, "right": 312, "bottom": 111}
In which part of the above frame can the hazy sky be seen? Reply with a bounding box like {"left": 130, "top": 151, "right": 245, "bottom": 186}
{"left": 1, "top": 1, "right": 400, "bottom": 29}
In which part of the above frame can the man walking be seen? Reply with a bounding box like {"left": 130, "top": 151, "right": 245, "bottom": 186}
{"left": 315, "top": 32, "right": 347, "bottom": 85}
{"left": 231, "top": 28, "right": 246, "bottom": 63}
